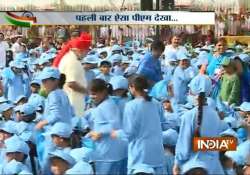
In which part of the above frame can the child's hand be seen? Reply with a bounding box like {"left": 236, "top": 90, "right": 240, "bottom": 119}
{"left": 173, "top": 164, "right": 180, "bottom": 175}
{"left": 89, "top": 131, "right": 101, "bottom": 141}
{"left": 111, "top": 130, "right": 117, "bottom": 139}
{"left": 35, "top": 120, "right": 48, "bottom": 130}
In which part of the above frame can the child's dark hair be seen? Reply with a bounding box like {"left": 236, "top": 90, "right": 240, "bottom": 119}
{"left": 194, "top": 92, "right": 206, "bottom": 137}
{"left": 89, "top": 79, "right": 113, "bottom": 95}
{"left": 59, "top": 73, "right": 66, "bottom": 89}
{"left": 128, "top": 75, "right": 151, "bottom": 101}
{"left": 184, "top": 168, "right": 208, "bottom": 175}
{"left": 100, "top": 60, "right": 112, "bottom": 67}
{"left": 150, "top": 40, "right": 165, "bottom": 52}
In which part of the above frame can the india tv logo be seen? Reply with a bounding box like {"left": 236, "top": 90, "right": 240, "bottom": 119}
{"left": 193, "top": 137, "right": 237, "bottom": 152}
{"left": 4, "top": 11, "right": 37, "bottom": 27}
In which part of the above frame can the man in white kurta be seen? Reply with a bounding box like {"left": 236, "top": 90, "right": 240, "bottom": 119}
{"left": 59, "top": 48, "right": 88, "bottom": 117}
{"left": 0, "top": 33, "right": 9, "bottom": 69}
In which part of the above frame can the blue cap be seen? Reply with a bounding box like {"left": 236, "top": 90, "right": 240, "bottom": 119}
{"left": 14, "top": 105, "right": 22, "bottom": 112}
{"left": 109, "top": 54, "right": 123, "bottom": 64}
{"left": 162, "top": 129, "right": 178, "bottom": 146}
{"left": 238, "top": 102, "right": 250, "bottom": 112}
{"left": 225, "top": 151, "right": 245, "bottom": 165}
{"left": 38, "top": 54, "right": 50, "bottom": 65}
{"left": 30, "top": 78, "right": 41, "bottom": 86}
{"left": 0, "top": 103, "right": 14, "bottom": 113}
{"left": 0, "top": 120, "right": 17, "bottom": 134}
{"left": 19, "top": 103, "right": 36, "bottom": 116}
{"left": 109, "top": 76, "right": 128, "bottom": 90}
{"left": 99, "top": 60, "right": 112, "bottom": 67}
{"left": 82, "top": 55, "right": 99, "bottom": 64}
{"left": 14, "top": 95, "right": 27, "bottom": 104}
{"left": 9, "top": 60, "right": 25, "bottom": 69}
{"left": 29, "top": 49, "right": 38, "bottom": 54}
{"left": 133, "top": 40, "right": 140, "bottom": 47}
{"left": 238, "top": 53, "right": 250, "bottom": 63}
{"left": 111, "top": 45, "right": 122, "bottom": 52}
{"left": 223, "top": 116, "right": 237, "bottom": 129}
{"left": 49, "top": 122, "right": 73, "bottom": 138}
{"left": 121, "top": 56, "right": 131, "bottom": 64}
{"left": 181, "top": 159, "right": 207, "bottom": 174}
{"left": 49, "top": 150, "right": 76, "bottom": 167}
{"left": 133, "top": 166, "right": 155, "bottom": 174}
{"left": 47, "top": 48, "right": 57, "bottom": 54}
{"left": 177, "top": 51, "right": 189, "bottom": 60}
{"left": 188, "top": 75, "right": 212, "bottom": 96}
{"left": 70, "top": 147, "right": 94, "bottom": 162}
{"left": 5, "top": 135, "right": 30, "bottom": 155}
{"left": 19, "top": 131, "right": 35, "bottom": 143}
{"left": 220, "top": 128, "right": 238, "bottom": 138}
{"left": 14, "top": 53, "right": 27, "bottom": 62}
{"left": 165, "top": 50, "right": 177, "bottom": 62}
{"left": 149, "top": 79, "right": 169, "bottom": 100}
{"left": 39, "top": 67, "right": 60, "bottom": 80}
{"left": 194, "top": 48, "right": 201, "bottom": 54}
{"left": 65, "top": 161, "right": 93, "bottom": 175}
{"left": 195, "top": 51, "right": 209, "bottom": 66}
{"left": 15, "top": 122, "right": 29, "bottom": 135}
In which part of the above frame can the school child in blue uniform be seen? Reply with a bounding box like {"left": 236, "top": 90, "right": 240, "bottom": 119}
{"left": 111, "top": 75, "right": 165, "bottom": 174}
{"left": 96, "top": 60, "right": 113, "bottom": 83}
{"left": 0, "top": 159, "right": 32, "bottom": 174}
{"left": 15, "top": 104, "right": 37, "bottom": 132}
{"left": 41, "top": 122, "right": 73, "bottom": 174}
{"left": 109, "top": 76, "right": 129, "bottom": 116}
{"left": 81, "top": 55, "right": 99, "bottom": 85}
{"left": 48, "top": 150, "right": 76, "bottom": 175}
{"left": 163, "top": 50, "right": 178, "bottom": 81}
{"left": 110, "top": 54, "right": 124, "bottom": 76}
{"left": 161, "top": 128, "right": 177, "bottom": 175}
{"left": 87, "top": 79, "right": 127, "bottom": 175}
{"left": 162, "top": 98, "right": 181, "bottom": 131}
{"left": 3, "top": 61, "right": 30, "bottom": 102}
{"left": 19, "top": 131, "right": 41, "bottom": 175}
{"left": 35, "top": 67, "right": 73, "bottom": 130}
{"left": 28, "top": 79, "right": 45, "bottom": 111}
{"left": 137, "top": 40, "right": 164, "bottom": 86}
{"left": 1, "top": 135, "right": 31, "bottom": 173}
{"left": 68, "top": 148, "right": 94, "bottom": 174}
{"left": 172, "top": 51, "right": 192, "bottom": 104}
{"left": 0, "top": 103, "right": 15, "bottom": 121}
{"left": 173, "top": 75, "right": 225, "bottom": 175}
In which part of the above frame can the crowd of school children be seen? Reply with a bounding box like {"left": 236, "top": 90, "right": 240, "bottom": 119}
{"left": 0, "top": 30, "right": 249, "bottom": 175}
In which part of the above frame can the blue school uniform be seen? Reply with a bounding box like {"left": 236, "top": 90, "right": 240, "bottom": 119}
{"left": 28, "top": 93, "right": 45, "bottom": 110}
{"left": 96, "top": 73, "right": 113, "bottom": 83}
{"left": 175, "top": 106, "right": 225, "bottom": 175}
{"left": 85, "top": 69, "right": 96, "bottom": 85}
{"left": 172, "top": 66, "right": 191, "bottom": 104}
{"left": 112, "top": 65, "right": 124, "bottom": 76}
{"left": 162, "top": 111, "right": 181, "bottom": 131}
{"left": 3, "top": 70, "right": 29, "bottom": 103}
{"left": 118, "top": 97, "right": 165, "bottom": 173}
{"left": 137, "top": 52, "right": 162, "bottom": 84}
{"left": 43, "top": 89, "right": 73, "bottom": 126}
{"left": 89, "top": 97, "right": 127, "bottom": 175}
